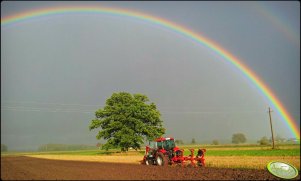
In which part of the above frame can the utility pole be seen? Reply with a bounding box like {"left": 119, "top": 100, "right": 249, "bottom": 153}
{"left": 268, "top": 107, "right": 275, "bottom": 149}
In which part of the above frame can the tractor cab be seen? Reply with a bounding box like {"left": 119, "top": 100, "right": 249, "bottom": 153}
{"left": 155, "top": 137, "right": 176, "bottom": 151}
{"left": 147, "top": 137, "right": 176, "bottom": 151}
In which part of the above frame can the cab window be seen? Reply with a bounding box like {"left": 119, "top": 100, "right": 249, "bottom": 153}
{"left": 157, "top": 141, "right": 163, "bottom": 149}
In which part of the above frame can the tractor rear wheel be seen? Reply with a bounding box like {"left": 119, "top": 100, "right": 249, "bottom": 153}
{"left": 156, "top": 152, "right": 169, "bottom": 166}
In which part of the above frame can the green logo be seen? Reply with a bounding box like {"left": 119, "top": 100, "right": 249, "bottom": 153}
{"left": 267, "top": 161, "right": 299, "bottom": 179}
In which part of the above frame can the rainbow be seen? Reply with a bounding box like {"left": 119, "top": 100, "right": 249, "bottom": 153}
{"left": 253, "top": 2, "right": 299, "bottom": 47}
{"left": 1, "top": 6, "right": 300, "bottom": 139}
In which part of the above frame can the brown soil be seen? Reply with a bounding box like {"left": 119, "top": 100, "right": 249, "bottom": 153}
{"left": 1, "top": 156, "right": 300, "bottom": 180}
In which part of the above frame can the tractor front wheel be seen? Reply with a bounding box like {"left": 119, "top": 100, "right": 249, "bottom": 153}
{"left": 145, "top": 158, "right": 154, "bottom": 165}
{"left": 156, "top": 152, "right": 169, "bottom": 166}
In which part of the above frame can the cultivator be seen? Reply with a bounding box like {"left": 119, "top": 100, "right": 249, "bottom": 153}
{"left": 142, "top": 137, "right": 206, "bottom": 167}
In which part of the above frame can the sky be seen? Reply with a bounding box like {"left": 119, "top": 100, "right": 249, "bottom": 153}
{"left": 1, "top": 1, "right": 300, "bottom": 150}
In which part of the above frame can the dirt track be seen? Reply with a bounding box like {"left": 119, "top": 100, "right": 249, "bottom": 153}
{"left": 1, "top": 156, "right": 299, "bottom": 180}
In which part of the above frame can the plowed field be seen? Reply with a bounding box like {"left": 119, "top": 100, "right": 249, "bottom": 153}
{"left": 1, "top": 156, "right": 299, "bottom": 180}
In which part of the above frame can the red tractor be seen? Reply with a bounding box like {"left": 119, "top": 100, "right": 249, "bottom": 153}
{"left": 142, "top": 137, "right": 206, "bottom": 167}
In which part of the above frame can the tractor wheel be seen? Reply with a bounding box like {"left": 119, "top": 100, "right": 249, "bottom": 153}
{"left": 145, "top": 159, "right": 153, "bottom": 165}
{"left": 197, "top": 161, "right": 203, "bottom": 167}
{"left": 156, "top": 152, "right": 169, "bottom": 166}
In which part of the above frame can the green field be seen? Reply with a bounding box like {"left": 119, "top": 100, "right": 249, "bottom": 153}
{"left": 185, "top": 148, "right": 300, "bottom": 156}
{"left": 2, "top": 144, "right": 299, "bottom": 157}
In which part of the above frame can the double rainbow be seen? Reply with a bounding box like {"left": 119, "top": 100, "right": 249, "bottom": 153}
{"left": 1, "top": 6, "right": 299, "bottom": 139}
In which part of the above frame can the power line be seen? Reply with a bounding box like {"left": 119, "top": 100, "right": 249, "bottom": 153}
{"left": 1, "top": 100, "right": 276, "bottom": 115}
{"left": 160, "top": 110, "right": 266, "bottom": 114}
{"left": 1, "top": 105, "right": 266, "bottom": 114}
{"left": 1, "top": 100, "right": 104, "bottom": 107}
{"left": 2, "top": 100, "right": 273, "bottom": 111}
{"left": 1, "top": 108, "right": 93, "bottom": 113}
{"left": 1, "top": 106, "right": 94, "bottom": 113}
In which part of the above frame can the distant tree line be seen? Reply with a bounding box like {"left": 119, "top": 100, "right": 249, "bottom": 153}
{"left": 38, "top": 144, "right": 98, "bottom": 151}
{"left": 1, "top": 144, "right": 8, "bottom": 152}
{"left": 175, "top": 139, "right": 184, "bottom": 145}
{"left": 258, "top": 136, "right": 270, "bottom": 145}
{"left": 212, "top": 140, "right": 219, "bottom": 145}
{"left": 232, "top": 133, "right": 247, "bottom": 144}
{"left": 257, "top": 135, "right": 290, "bottom": 145}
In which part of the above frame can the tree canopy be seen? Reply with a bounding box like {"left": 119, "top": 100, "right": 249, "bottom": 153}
{"left": 89, "top": 92, "right": 165, "bottom": 152}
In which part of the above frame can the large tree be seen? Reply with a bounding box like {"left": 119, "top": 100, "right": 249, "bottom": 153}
{"left": 89, "top": 92, "right": 165, "bottom": 152}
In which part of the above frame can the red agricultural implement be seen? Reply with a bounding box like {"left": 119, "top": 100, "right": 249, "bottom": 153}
{"left": 142, "top": 137, "right": 206, "bottom": 167}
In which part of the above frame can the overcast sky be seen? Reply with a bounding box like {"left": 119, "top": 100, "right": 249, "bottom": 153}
{"left": 1, "top": 1, "right": 300, "bottom": 150}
